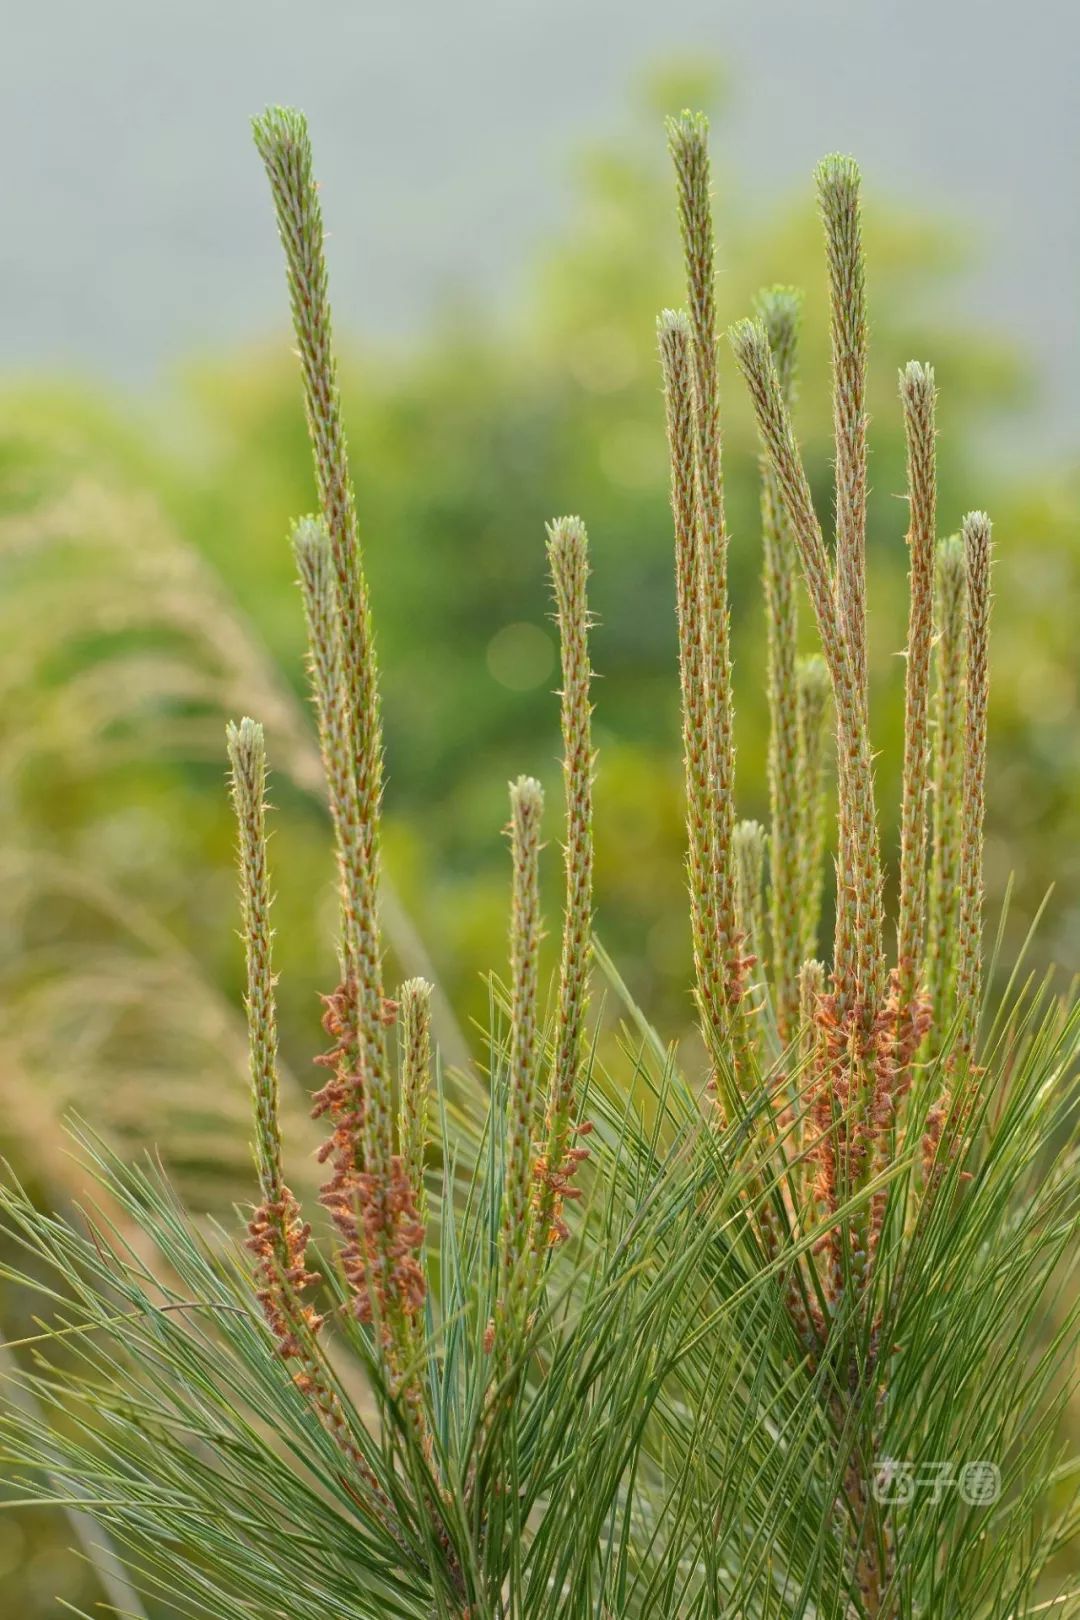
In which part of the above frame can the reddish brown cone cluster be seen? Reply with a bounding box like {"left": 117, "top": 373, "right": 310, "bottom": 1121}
{"left": 888, "top": 962, "right": 933, "bottom": 1076}
{"left": 246, "top": 1185, "right": 323, "bottom": 1371}
{"left": 531, "top": 1120, "right": 593, "bottom": 1248}
{"left": 720, "top": 931, "right": 759, "bottom": 1020}
{"left": 357, "top": 1158, "right": 427, "bottom": 1322}
{"left": 312, "top": 980, "right": 368, "bottom": 1311}
{"left": 312, "top": 981, "right": 426, "bottom": 1327}
{"left": 802, "top": 989, "right": 903, "bottom": 1309}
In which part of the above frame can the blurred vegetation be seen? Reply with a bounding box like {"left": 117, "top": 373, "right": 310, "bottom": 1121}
{"left": 0, "top": 66, "right": 1078, "bottom": 1609}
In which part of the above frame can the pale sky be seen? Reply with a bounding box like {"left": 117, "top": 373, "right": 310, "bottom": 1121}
{"left": 2, "top": 0, "right": 1077, "bottom": 453}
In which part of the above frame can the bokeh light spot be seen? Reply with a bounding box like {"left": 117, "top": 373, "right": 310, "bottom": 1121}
{"left": 486, "top": 622, "right": 555, "bottom": 692}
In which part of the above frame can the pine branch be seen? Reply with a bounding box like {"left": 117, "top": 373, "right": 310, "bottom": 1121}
{"left": 533, "top": 517, "right": 594, "bottom": 1256}
{"left": 667, "top": 113, "right": 748, "bottom": 1064}
{"left": 796, "top": 954, "right": 835, "bottom": 1287}
{"left": 816, "top": 155, "right": 870, "bottom": 1039}
{"left": 798, "top": 958, "right": 827, "bottom": 1067}
{"left": 894, "top": 362, "right": 937, "bottom": 1065}
{"left": 226, "top": 716, "right": 286, "bottom": 1209}
{"left": 226, "top": 717, "right": 393, "bottom": 1524}
{"left": 658, "top": 311, "right": 747, "bottom": 1096}
{"left": 796, "top": 655, "right": 830, "bottom": 963}
{"left": 925, "top": 534, "right": 967, "bottom": 1041}
{"left": 399, "top": 977, "right": 432, "bottom": 1233}
{"left": 734, "top": 819, "right": 768, "bottom": 1020}
{"left": 499, "top": 776, "right": 545, "bottom": 1330}
{"left": 755, "top": 285, "right": 804, "bottom": 1038}
{"left": 817, "top": 154, "right": 869, "bottom": 712}
{"left": 955, "top": 511, "right": 993, "bottom": 1068}
{"left": 293, "top": 519, "right": 427, "bottom": 1418}
{"left": 728, "top": 318, "right": 885, "bottom": 1024}
{"left": 252, "top": 107, "right": 384, "bottom": 922}
{"left": 730, "top": 304, "right": 887, "bottom": 1328}
{"left": 293, "top": 515, "right": 390, "bottom": 1178}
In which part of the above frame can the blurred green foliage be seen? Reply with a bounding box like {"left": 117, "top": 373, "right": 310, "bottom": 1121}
{"left": 0, "top": 69, "right": 1078, "bottom": 1609}
{"left": 3, "top": 67, "right": 1077, "bottom": 1109}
